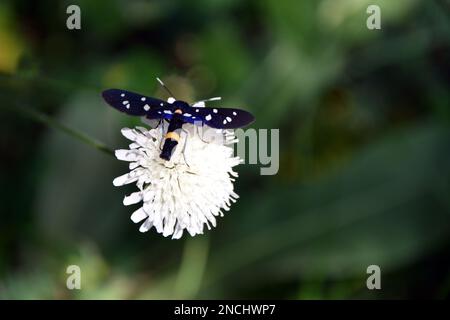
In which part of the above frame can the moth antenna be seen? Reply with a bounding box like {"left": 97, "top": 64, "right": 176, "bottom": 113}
{"left": 194, "top": 97, "right": 222, "bottom": 105}
{"left": 198, "top": 97, "right": 222, "bottom": 102}
{"left": 205, "top": 97, "right": 222, "bottom": 102}
{"left": 156, "top": 77, "right": 176, "bottom": 98}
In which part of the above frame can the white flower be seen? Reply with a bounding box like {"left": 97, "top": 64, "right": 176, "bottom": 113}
{"left": 112, "top": 120, "right": 241, "bottom": 239}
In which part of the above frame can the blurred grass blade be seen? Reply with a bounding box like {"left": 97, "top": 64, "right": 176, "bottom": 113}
{"left": 1, "top": 103, "right": 114, "bottom": 156}
{"left": 174, "top": 237, "right": 209, "bottom": 299}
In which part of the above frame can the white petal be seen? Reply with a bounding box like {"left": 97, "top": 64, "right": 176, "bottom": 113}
{"left": 129, "top": 162, "right": 139, "bottom": 170}
{"left": 131, "top": 207, "right": 147, "bottom": 223}
{"left": 123, "top": 192, "right": 142, "bottom": 206}
{"left": 113, "top": 172, "right": 138, "bottom": 186}
{"left": 129, "top": 142, "right": 140, "bottom": 149}
{"left": 115, "top": 149, "right": 140, "bottom": 162}
{"left": 172, "top": 223, "right": 184, "bottom": 239}
{"left": 143, "top": 189, "right": 155, "bottom": 202}
{"left": 135, "top": 126, "right": 148, "bottom": 133}
{"left": 139, "top": 219, "right": 153, "bottom": 232}
{"left": 121, "top": 128, "right": 136, "bottom": 141}
{"left": 163, "top": 215, "right": 176, "bottom": 237}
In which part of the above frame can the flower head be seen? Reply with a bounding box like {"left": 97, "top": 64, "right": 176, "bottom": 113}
{"left": 113, "top": 119, "right": 241, "bottom": 239}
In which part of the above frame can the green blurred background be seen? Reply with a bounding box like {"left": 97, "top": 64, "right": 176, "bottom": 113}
{"left": 1, "top": 0, "right": 450, "bottom": 299}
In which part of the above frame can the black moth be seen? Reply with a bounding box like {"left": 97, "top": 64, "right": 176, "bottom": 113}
{"left": 102, "top": 79, "right": 254, "bottom": 161}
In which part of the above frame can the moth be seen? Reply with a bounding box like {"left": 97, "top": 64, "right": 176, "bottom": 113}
{"left": 102, "top": 78, "right": 255, "bottom": 161}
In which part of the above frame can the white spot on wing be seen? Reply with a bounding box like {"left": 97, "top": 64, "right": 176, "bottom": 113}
{"left": 164, "top": 110, "right": 172, "bottom": 114}
{"left": 205, "top": 114, "right": 212, "bottom": 121}
{"left": 233, "top": 111, "right": 237, "bottom": 116}
{"left": 223, "top": 119, "right": 227, "bottom": 124}
{"left": 121, "top": 93, "right": 125, "bottom": 97}
{"left": 144, "top": 104, "right": 150, "bottom": 111}
{"left": 184, "top": 113, "right": 192, "bottom": 117}
{"left": 122, "top": 100, "right": 129, "bottom": 105}
{"left": 126, "top": 104, "right": 130, "bottom": 109}
{"left": 192, "top": 101, "right": 205, "bottom": 108}
{"left": 226, "top": 117, "right": 232, "bottom": 122}
{"left": 195, "top": 109, "right": 199, "bottom": 112}
{"left": 141, "top": 97, "right": 146, "bottom": 101}
{"left": 213, "top": 109, "right": 218, "bottom": 113}
{"left": 160, "top": 103, "right": 164, "bottom": 106}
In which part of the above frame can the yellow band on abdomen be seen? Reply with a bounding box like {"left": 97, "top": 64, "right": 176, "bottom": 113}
{"left": 165, "top": 131, "right": 180, "bottom": 142}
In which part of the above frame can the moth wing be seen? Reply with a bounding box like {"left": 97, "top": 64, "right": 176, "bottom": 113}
{"left": 188, "top": 106, "right": 254, "bottom": 129}
{"left": 102, "top": 89, "right": 170, "bottom": 116}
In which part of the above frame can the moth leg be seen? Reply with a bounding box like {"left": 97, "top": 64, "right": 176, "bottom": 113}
{"left": 180, "top": 128, "right": 191, "bottom": 167}
{"left": 222, "top": 129, "right": 228, "bottom": 145}
{"left": 196, "top": 125, "right": 209, "bottom": 144}
{"left": 158, "top": 119, "right": 166, "bottom": 151}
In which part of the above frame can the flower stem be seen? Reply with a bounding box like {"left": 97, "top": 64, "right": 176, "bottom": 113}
{"left": 173, "top": 237, "right": 209, "bottom": 299}
{"left": 2, "top": 103, "right": 114, "bottom": 156}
